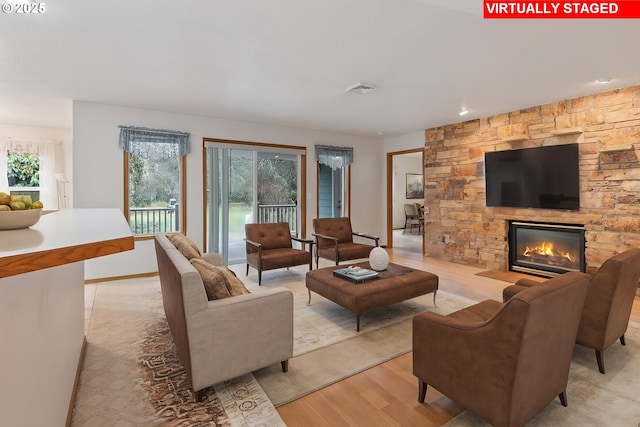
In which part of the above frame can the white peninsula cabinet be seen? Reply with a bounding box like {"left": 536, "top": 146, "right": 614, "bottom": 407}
{"left": 0, "top": 209, "right": 133, "bottom": 427}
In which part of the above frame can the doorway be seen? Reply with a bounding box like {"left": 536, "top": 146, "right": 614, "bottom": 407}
{"left": 386, "top": 148, "right": 424, "bottom": 253}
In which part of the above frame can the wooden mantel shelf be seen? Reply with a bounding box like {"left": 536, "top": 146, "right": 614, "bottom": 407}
{"left": 550, "top": 127, "right": 583, "bottom": 136}
{"left": 500, "top": 135, "right": 529, "bottom": 142}
{"left": 0, "top": 208, "right": 134, "bottom": 279}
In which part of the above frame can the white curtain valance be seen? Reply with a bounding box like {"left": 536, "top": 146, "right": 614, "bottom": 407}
{"left": 1, "top": 139, "right": 42, "bottom": 154}
{"left": 315, "top": 145, "right": 353, "bottom": 170}
{"left": 118, "top": 126, "right": 190, "bottom": 160}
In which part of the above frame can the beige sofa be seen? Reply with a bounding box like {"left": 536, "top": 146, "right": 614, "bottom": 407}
{"left": 154, "top": 233, "right": 294, "bottom": 401}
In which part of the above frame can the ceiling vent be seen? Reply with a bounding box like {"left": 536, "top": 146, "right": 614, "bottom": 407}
{"left": 345, "top": 82, "right": 378, "bottom": 95}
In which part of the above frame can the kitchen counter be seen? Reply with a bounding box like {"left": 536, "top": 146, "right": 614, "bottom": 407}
{"left": 0, "top": 208, "right": 134, "bottom": 427}
{"left": 0, "top": 208, "right": 134, "bottom": 278}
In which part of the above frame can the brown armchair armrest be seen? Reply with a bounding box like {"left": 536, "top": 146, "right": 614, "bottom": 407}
{"left": 292, "top": 236, "right": 314, "bottom": 251}
{"left": 312, "top": 233, "right": 339, "bottom": 244}
{"left": 352, "top": 232, "right": 380, "bottom": 246}
{"left": 291, "top": 236, "right": 314, "bottom": 244}
{"left": 244, "top": 238, "right": 262, "bottom": 248}
{"left": 414, "top": 311, "right": 488, "bottom": 331}
{"left": 514, "top": 278, "right": 543, "bottom": 287}
{"left": 244, "top": 238, "right": 262, "bottom": 256}
{"left": 503, "top": 278, "right": 543, "bottom": 301}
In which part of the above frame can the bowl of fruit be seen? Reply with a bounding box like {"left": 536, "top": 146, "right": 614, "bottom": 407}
{"left": 0, "top": 192, "right": 44, "bottom": 230}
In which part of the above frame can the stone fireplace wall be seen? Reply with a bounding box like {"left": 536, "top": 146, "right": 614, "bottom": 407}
{"left": 423, "top": 85, "right": 640, "bottom": 272}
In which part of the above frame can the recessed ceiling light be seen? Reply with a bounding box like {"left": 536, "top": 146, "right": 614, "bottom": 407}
{"left": 459, "top": 109, "right": 469, "bottom": 116}
{"left": 377, "top": 131, "right": 384, "bottom": 136}
{"left": 595, "top": 77, "right": 612, "bottom": 84}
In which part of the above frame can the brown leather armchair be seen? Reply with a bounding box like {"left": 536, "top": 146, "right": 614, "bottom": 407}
{"left": 312, "top": 217, "right": 379, "bottom": 267}
{"left": 245, "top": 222, "right": 314, "bottom": 286}
{"left": 503, "top": 248, "right": 640, "bottom": 374}
{"left": 413, "top": 272, "right": 590, "bottom": 427}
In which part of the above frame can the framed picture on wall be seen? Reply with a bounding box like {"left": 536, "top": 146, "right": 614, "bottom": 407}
{"left": 406, "top": 173, "right": 424, "bottom": 199}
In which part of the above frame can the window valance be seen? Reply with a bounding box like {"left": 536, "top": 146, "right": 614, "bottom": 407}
{"left": 315, "top": 145, "right": 353, "bottom": 170}
{"left": 118, "top": 126, "right": 190, "bottom": 160}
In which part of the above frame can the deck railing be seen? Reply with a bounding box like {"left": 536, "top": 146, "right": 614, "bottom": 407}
{"left": 257, "top": 203, "right": 297, "bottom": 233}
{"left": 130, "top": 203, "right": 295, "bottom": 235}
{"left": 129, "top": 205, "right": 179, "bottom": 235}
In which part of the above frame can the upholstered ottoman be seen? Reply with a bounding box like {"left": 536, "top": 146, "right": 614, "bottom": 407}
{"left": 306, "top": 262, "right": 438, "bottom": 331}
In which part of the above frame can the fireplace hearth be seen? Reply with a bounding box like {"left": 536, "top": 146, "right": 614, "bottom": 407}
{"left": 508, "top": 221, "right": 586, "bottom": 277}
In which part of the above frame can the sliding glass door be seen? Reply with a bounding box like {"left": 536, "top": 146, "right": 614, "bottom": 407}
{"left": 205, "top": 141, "right": 305, "bottom": 265}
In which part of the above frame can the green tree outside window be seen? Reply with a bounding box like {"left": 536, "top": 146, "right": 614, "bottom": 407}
{"left": 6, "top": 152, "right": 40, "bottom": 187}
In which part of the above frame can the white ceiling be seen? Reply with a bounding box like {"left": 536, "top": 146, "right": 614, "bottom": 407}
{"left": 2, "top": 0, "right": 640, "bottom": 136}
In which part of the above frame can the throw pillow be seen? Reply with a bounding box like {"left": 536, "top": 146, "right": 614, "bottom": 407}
{"left": 168, "top": 233, "right": 202, "bottom": 260}
{"left": 221, "top": 268, "right": 251, "bottom": 296}
{"left": 190, "top": 259, "right": 232, "bottom": 300}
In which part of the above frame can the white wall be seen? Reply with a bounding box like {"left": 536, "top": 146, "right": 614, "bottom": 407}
{"left": 383, "top": 131, "right": 425, "bottom": 231}
{"left": 383, "top": 131, "right": 424, "bottom": 154}
{"left": 72, "top": 101, "right": 384, "bottom": 279}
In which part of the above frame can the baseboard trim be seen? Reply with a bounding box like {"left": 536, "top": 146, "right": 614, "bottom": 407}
{"left": 66, "top": 336, "right": 87, "bottom": 427}
{"left": 84, "top": 271, "right": 159, "bottom": 284}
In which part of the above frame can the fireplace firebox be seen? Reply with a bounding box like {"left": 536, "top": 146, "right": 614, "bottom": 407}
{"left": 508, "top": 221, "right": 586, "bottom": 277}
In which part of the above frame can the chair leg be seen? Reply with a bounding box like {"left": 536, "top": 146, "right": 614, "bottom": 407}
{"left": 418, "top": 379, "right": 428, "bottom": 403}
{"left": 595, "top": 349, "right": 606, "bottom": 374}
{"left": 559, "top": 390, "right": 567, "bottom": 407}
{"left": 258, "top": 270, "right": 262, "bottom": 286}
{"left": 246, "top": 263, "right": 249, "bottom": 276}
{"left": 620, "top": 334, "right": 626, "bottom": 346}
{"left": 281, "top": 360, "right": 289, "bottom": 372}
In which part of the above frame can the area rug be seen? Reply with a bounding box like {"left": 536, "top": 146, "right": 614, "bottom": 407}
{"left": 443, "top": 321, "right": 640, "bottom": 426}
{"left": 229, "top": 264, "right": 477, "bottom": 358}
{"left": 238, "top": 266, "right": 477, "bottom": 406}
{"left": 140, "top": 319, "right": 286, "bottom": 427}
{"left": 71, "top": 277, "right": 286, "bottom": 427}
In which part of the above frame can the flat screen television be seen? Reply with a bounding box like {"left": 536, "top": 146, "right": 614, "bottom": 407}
{"left": 484, "top": 143, "right": 580, "bottom": 211}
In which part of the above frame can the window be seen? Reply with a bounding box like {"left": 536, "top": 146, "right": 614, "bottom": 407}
{"left": 0, "top": 138, "right": 62, "bottom": 210}
{"left": 119, "top": 126, "right": 190, "bottom": 236}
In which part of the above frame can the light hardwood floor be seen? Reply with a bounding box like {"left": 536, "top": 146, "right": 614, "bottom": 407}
{"left": 277, "top": 247, "right": 640, "bottom": 427}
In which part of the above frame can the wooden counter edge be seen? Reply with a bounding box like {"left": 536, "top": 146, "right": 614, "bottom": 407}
{"left": 0, "top": 235, "right": 135, "bottom": 279}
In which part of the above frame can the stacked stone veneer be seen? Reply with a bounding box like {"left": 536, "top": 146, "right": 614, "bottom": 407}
{"left": 423, "top": 85, "right": 640, "bottom": 272}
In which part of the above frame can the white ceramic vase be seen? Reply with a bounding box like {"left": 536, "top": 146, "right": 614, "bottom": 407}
{"left": 369, "top": 247, "right": 389, "bottom": 271}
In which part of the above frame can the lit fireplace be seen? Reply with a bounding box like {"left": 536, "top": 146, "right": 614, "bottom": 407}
{"left": 509, "top": 221, "right": 585, "bottom": 277}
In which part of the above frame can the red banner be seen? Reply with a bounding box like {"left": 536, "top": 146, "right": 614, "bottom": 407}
{"left": 484, "top": 1, "right": 640, "bottom": 18}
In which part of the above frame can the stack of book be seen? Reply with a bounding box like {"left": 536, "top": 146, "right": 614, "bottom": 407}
{"left": 333, "top": 266, "right": 379, "bottom": 283}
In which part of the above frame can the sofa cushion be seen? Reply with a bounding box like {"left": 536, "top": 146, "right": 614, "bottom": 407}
{"left": 168, "top": 233, "right": 202, "bottom": 260}
{"left": 190, "top": 259, "right": 232, "bottom": 300}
